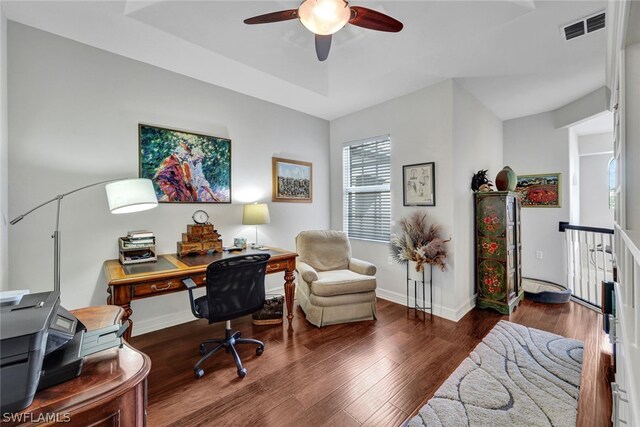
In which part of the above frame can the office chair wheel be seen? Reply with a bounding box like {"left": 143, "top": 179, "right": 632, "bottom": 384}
{"left": 256, "top": 346, "right": 264, "bottom": 356}
{"left": 194, "top": 368, "right": 205, "bottom": 379}
{"left": 199, "top": 344, "right": 207, "bottom": 355}
{"left": 237, "top": 368, "right": 247, "bottom": 378}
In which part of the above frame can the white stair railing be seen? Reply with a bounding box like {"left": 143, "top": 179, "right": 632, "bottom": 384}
{"left": 560, "top": 222, "right": 615, "bottom": 308}
{"left": 611, "top": 226, "right": 639, "bottom": 427}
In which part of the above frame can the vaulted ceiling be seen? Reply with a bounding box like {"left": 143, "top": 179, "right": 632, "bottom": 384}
{"left": 2, "top": 0, "right": 606, "bottom": 121}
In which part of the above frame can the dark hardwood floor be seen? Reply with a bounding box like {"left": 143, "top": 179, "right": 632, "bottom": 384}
{"left": 131, "top": 298, "right": 613, "bottom": 426}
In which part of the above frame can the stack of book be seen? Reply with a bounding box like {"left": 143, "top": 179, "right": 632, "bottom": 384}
{"left": 119, "top": 230, "right": 157, "bottom": 265}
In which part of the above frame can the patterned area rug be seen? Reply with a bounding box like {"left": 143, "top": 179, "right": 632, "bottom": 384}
{"left": 408, "top": 321, "right": 583, "bottom": 427}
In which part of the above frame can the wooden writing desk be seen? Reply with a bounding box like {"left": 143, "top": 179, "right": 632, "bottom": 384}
{"left": 103, "top": 247, "right": 298, "bottom": 340}
{"left": 9, "top": 306, "right": 151, "bottom": 427}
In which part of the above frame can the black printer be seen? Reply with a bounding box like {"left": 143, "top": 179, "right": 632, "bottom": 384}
{"left": 0, "top": 291, "right": 86, "bottom": 413}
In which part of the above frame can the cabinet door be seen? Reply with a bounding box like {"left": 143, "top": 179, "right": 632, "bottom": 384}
{"left": 476, "top": 196, "right": 506, "bottom": 237}
{"left": 478, "top": 259, "right": 507, "bottom": 300}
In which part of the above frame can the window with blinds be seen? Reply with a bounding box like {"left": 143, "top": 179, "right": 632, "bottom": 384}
{"left": 342, "top": 135, "right": 391, "bottom": 242}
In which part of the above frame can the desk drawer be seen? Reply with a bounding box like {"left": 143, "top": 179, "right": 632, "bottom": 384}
{"left": 133, "top": 274, "right": 205, "bottom": 297}
{"left": 266, "top": 261, "right": 286, "bottom": 274}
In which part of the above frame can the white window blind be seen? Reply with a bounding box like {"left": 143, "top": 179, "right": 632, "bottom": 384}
{"left": 342, "top": 135, "right": 391, "bottom": 242}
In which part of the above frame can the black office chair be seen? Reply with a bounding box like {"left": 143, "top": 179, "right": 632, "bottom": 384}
{"left": 183, "top": 253, "right": 270, "bottom": 379}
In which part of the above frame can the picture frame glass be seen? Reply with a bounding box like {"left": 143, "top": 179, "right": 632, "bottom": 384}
{"left": 139, "top": 124, "right": 231, "bottom": 203}
{"left": 272, "top": 157, "right": 312, "bottom": 203}
{"left": 403, "top": 162, "right": 435, "bottom": 206}
{"left": 515, "top": 173, "right": 561, "bottom": 208}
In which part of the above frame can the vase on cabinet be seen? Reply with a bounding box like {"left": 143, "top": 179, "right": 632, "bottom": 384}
{"left": 495, "top": 166, "right": 517, "bottom": 191}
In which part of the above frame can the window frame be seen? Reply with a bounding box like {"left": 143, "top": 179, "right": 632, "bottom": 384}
{"left": 342, "top": 135, "right": 391, "bottom": 243}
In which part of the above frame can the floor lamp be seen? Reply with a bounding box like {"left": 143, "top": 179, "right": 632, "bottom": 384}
{"left": 242, "top": 203, "right": 270, "bottom": 249}
{"left": 10, "top": 178, "right": 158, "bottom": 293}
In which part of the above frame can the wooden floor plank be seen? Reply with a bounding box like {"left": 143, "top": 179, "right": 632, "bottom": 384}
{"left": 291, "top": 356, "right": 399, "bottom": 426}
{"left": 131, "top": 298, "right": 612, "bottom": 426}
{"left": 362, "top": 402, "right": 409, "bottom": 427}
{"left": 322, "top": 410, "right": 361, "bottom": 427}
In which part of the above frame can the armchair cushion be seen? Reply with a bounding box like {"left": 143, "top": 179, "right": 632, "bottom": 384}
{"left": 296, "top": 261, "right": 319, "bottom": 283}
{"left": 296, "top": 230, "right": 351, "bottom": 271}
{"left": 311, "top": 270, "right": 377, "bottom": 297}
{"left": 349, "top": 258, "right": 377, "bottom": 276}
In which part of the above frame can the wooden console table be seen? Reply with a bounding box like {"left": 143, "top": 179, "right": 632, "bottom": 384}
{"left": 9, "top": 306, "right": 151, "bottom": 427}
{"left": 104, "top": 247, "right": 298, "bottom": 340}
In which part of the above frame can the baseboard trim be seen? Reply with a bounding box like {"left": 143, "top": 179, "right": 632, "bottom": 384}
{"left": 132, "top": 286, "right": 475, "bottom": 335}
{"left": 375, "top": 288, "right": 476, "bottom": 322}
{"left": 453, "top": 295, "right": 476, "bottom": 321}
{"left": 131, "top": 285, "right": 287, "bottom": 337}
{"left": 133, "top": 310, "right": 196, "bottom": 337}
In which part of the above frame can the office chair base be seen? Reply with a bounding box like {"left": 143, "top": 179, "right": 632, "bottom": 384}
{"left": 193, "top": 328, "right": 264, "bottom": 379}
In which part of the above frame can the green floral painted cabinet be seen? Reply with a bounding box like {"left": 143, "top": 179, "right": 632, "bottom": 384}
{"left": 474, "top": 191, "right": 524, "bottom": 314}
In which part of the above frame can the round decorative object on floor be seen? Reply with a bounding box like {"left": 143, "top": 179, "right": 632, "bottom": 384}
{"left": 495, "top": 166, "right": 517, "bottom": 191}
{"left": 522, "top": 277, "right": 571, "bottom": 303}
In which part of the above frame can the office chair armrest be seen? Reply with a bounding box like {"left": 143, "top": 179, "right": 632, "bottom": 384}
{"left": 296, "top": 261, "right": 319, "bottom": 283}
{"left": 182, "top": 278, "right": 202, "bottom": 318}
{"left": 349, "top": 258, "right": 377, "bottom": 276}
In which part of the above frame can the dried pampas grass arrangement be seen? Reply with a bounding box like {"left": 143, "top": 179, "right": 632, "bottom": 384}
{"left": 390, "top": 211, "right": 450, "bottom": 272}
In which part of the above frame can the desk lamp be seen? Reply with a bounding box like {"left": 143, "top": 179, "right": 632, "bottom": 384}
{"left": 10, "top": 178, "right": 158, "bottom": 293}
{"left": 242, "top": 203, "right": 270, "bottom": 249}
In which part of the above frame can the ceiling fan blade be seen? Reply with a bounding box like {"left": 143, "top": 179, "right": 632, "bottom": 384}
{"left": 315, "top": 34, "right": 332, "bottom": 61}
{"left": 244, "top": 9, "right": 298, "bottom": 25}
{"left": 349, "top": 6, "right": 403, "bottom": 32}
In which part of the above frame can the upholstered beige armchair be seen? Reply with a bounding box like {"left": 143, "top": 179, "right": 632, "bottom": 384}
{"left": 295, "top": 230, "right": 377, "bottom": 327}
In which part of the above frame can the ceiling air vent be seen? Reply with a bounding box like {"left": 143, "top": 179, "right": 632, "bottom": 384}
{"left": 586, "top": 13, "right": 605, "bottom": 33}
{"left": 564, "top": 21, "right": 585, "bottom": 40}
{"left": 562, "top": 11, "right": 605, "bottom": 41}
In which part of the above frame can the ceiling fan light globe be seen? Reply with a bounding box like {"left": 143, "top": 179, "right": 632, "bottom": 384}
{"left": 298, "top": 0, "right": 350, "bottom": 35}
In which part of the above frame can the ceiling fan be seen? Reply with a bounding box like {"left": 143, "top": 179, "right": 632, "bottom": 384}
{"left": 243, "top": 0, "right": 403, "bottom": 61}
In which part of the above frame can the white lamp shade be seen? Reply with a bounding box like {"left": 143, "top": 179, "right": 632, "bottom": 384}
{"left": 106, "top": 178, "right": 158, "bottom": 214}
{"left": 242, "top": 203, "right": 271, "bottom": 225}
{"left": 298, "top": 0, "right": 350, "bottom": 35}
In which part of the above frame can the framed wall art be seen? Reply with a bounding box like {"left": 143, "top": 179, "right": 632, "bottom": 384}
{"left": 403, "top": 162, "right": 435, "bottom": 206}
{"left": 139, "top": 124, "right": 231, "bottom": 203}
{"left": 514, "top": 173, "right": 561, "bottom": 208}
{"left": 272, "top": 157, "right": 312, "bottom": 203}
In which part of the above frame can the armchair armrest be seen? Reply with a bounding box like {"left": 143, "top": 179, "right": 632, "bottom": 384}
{"left": 182, "top": 277, "right": 202, "bottom": 318}
{"left": 296, "top": 261, "right": 319, "bottom": 283}
{"left": 349, "top": 258, "right": 377, "bottom": 276}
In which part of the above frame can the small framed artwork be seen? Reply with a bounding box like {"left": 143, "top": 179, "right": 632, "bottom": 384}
{"left": 515, "top": 173, "right": 561, "bottom": 208}
{"left": 403, "top": 162, "right": 435, "bottom": 206}
{"left": 139, "top": 124, "right": 231, "bottom": 203}
{"left": 272, "top": 157, "right": 312, "bottom": 203}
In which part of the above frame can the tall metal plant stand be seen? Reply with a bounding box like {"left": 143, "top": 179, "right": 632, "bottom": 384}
{"left": 406, "top": 263, "right": 433, "bottom": 320}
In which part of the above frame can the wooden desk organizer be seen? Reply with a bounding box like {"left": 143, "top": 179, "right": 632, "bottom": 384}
{"left": 177, "top": 224, "right": 223, "bottom": 257}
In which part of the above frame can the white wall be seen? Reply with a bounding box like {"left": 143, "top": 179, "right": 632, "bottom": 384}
{"left": 0, "top": 6, "right": 8, "bottom": 292}
{"left": 330, "top": 80, "right": 502, "bottom": 321}
{"left": 569, "top": 128, "right": 580, "bottom": 224}
{"left": 579, "top": 131, "right": 614, "bottom": 155}
{"left": 8, "top": 23, "right": 330, "bottom": 334}
{"left": 504, "top": 112, "right": 570, "bottom": 286}
{"left": 553, "top": 87, "right": 610, "bottom": 129}
{"left": 579, "top": 132, "right": 614, "bottom": 229}
{"left": 451, "top": 82, "right": 503, "bottom": 311}
{"left": 330, "top": 80, "right": 456, "bottom": 318}
{"left": 580, "top": 154, "right": 614, "bottom": 228}
{"left": 625, "top": 41, "right": 640, "bottom": 229}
